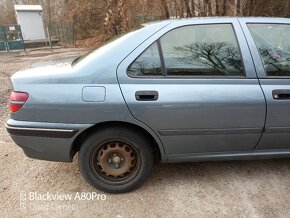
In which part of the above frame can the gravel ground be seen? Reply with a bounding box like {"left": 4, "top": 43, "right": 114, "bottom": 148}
{"left": 1, "top": 47, "right": 290, "bottom": 218}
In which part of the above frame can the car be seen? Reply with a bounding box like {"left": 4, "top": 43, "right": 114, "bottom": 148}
{"left": 6, "top": 17, "right": 290, "bottom": 193}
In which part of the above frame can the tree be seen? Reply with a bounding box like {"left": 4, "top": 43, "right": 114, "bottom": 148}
{"left": 1, "top": 0, "right": 290, "bottom": 44}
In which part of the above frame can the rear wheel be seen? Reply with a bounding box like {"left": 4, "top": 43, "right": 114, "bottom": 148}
{"left": 79, "top": 127, "right": 153, "bottom": 193}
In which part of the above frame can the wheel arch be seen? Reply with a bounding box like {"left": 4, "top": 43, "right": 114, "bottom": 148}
{"left": 71, "top": 121, "right": 164, "bottom": 161}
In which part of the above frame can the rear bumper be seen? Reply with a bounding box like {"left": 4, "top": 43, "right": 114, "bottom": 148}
{"left": 6, "top": 125, "right": 78, "bottom": 138}
{"left": 6, "top": 119, "right": 92, "bottom": 162}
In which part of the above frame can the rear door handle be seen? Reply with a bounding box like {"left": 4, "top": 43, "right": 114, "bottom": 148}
{"left": 135, "top": 90, "right": 159, "bottom": 101}
{"left": 272, "top": 89, "right": 290, "bottom": 100}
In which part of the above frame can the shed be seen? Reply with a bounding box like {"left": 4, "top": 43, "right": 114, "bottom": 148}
{"left": 14, "top": 5, "right": 46, "bottom": 41}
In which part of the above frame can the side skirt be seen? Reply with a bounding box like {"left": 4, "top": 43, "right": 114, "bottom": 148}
{"left": 163, "top": 149, "right": 290, "bottom": 163}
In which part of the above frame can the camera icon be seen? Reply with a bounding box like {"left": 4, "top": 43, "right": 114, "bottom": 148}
{"left": 19, "top": 191, "right": 26, "bottom": 211}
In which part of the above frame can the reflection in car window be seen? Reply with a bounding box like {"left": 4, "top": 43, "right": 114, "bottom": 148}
{"left": 160, "top": 24, "right": 244, "bottom": 76}
{"left": 128, "top": 42, "right": 162, "bottom": 76}
{"left": 248, "top": 24, "right": 290, "bottom": 77}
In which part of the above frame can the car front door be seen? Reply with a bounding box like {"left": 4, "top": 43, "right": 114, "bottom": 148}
{"left": 240, "top": 18, "right": 290, "bottom": 150}
{"left": 117, "top": 19, "right": 266, "bottom": 156}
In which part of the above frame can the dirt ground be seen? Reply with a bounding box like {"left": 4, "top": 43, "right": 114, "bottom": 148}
{"left": 1, "top": 47, "right": 290, "bottom": 218}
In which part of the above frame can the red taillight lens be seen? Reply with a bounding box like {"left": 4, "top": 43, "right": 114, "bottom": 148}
{"left": 9, "top": 91, "right": 29, "bottom": 113}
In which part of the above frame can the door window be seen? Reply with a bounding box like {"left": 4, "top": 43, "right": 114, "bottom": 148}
{"left": 160, "top": 24, "right": 245, "bottom": 76}
{"left": 248, "top": 24, "right": 290, "bottom": 77}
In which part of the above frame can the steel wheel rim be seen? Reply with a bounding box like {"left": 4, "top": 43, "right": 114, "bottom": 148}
{"left": 89, "top": 140, "right": 141, "bottom": 185}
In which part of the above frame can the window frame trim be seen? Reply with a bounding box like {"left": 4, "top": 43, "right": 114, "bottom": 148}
{"left": 157, "top": 39, "right": 167, "bottom": 76}
{"left": 126, "top": 23, "right": 247, "bottom": 79}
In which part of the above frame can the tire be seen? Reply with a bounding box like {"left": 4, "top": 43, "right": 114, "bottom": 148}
{"left": 79, "top": 127, "right": 153, "bottom": 193}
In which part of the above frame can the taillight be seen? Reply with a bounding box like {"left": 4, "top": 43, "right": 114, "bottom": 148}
{"left": 9, "top": 91, "right": 29, "bottom": 113}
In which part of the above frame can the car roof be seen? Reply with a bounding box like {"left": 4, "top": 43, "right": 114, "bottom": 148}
{"left": 143, "top": 16, "right": 290, "bottom": 26}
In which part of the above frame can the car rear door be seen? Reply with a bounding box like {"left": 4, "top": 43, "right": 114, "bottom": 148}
{"left": 117, "top": 19, "right": 266, "bottom": 155}
{"left": 239, "top": 18, "right": 290, "bottom": 150}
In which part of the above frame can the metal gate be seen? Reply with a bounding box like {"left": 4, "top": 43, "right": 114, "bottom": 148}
{"left": 0, "top": 25, "right": 24, "bottom": 51}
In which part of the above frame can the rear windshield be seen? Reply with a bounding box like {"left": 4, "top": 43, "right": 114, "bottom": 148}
{"left": 72, "top": 26, "right": 144, "bottom": 67}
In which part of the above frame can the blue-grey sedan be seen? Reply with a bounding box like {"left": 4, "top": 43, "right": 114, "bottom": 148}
{"left": 6, "top": 17, "right": 290, "bottom": 193}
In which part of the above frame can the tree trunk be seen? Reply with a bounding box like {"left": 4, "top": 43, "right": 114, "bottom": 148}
{"left": 208, "top": 0, "right": 212, "bottom": 15}
{"left": 184, "top": 0, "right": 192, "bottom": 17}
{"left": 223, "top": 0, "right": 227, "bottom": 16}
{"left": 160, "top": 0, "right": 170, "bottom": 19}
{"left": 237, "top": 0, "right": 241, "bottom": 15}
{"left": 191, "top": 0, "right": 196, "bottom": 16}
{"left": 199, "top": 0, "right": 204, "bottom": 16}
{"left": 215, "top": 0, "right": 220, "bottom": 15}
{"left": 180, "top": 1, "right": 184, "bottom": 18}
{"left": 204, "top": 0, "right": 208, "bottom": 16}
{"left": 247, "top": 0, "right": 255, "bottom": 16}
{"left": 47, "top": 0, "right": 51, "bottom": 26}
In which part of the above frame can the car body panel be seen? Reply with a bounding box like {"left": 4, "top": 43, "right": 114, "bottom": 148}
{"left": 8, "top": 21, "right": 174, "bottom": 162}
{"left": 6, "top": 17, "right": 290, "bottom": 162}
{"left": 117, "top": 18, "right": 266, "bottom": 154}
{"left": 238, "top": 18, "right": 290, "bottom": 150}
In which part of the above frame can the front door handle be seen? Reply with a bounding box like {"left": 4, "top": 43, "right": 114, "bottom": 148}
{"left": 272, "top": 89, "right": 290, "bottom": 100}
{"left": 135, "top": 90, "right": 159, "bottom": 101}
